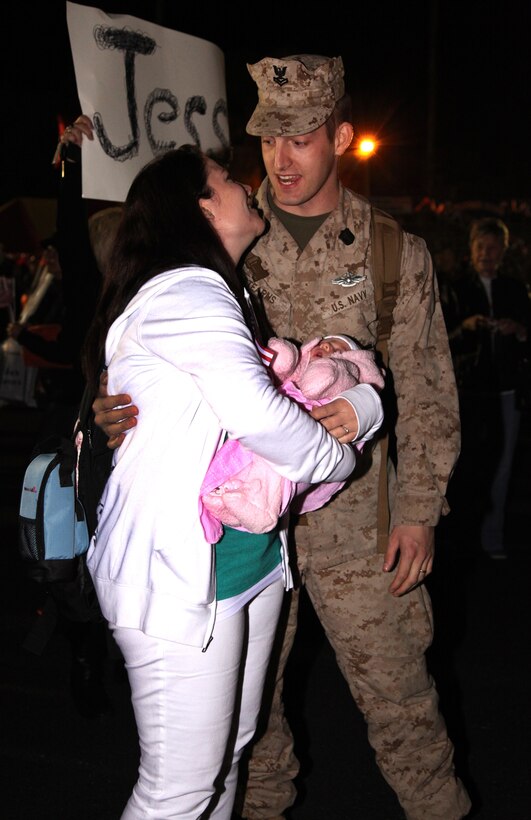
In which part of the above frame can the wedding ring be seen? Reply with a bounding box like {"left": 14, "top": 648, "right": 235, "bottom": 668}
{"left": 342, "top": 425, "right": 349, "bottom": 435}
{"left": 419, "top": 569, "right": 426, "bottom": 574}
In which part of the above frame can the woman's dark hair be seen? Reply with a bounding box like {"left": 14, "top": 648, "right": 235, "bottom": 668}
{"left": 82, "top": 146, "right": 252, "bottom": 392}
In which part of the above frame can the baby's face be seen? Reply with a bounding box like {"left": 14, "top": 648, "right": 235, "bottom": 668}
{"left": 309, "top": 338, "right": 350, "bottom": 360}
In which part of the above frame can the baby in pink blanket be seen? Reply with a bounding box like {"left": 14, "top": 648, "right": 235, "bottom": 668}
{"left": 200, "top": 334, "right": 384, "bottom": 541}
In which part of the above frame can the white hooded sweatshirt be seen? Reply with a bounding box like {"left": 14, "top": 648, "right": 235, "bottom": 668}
{"left": 87, "top": 267, "right": 356, "bottom": 649}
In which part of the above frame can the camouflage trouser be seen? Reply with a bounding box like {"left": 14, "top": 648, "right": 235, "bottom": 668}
{"left": 240, "top": 532, "right": 471, "bottom": 820}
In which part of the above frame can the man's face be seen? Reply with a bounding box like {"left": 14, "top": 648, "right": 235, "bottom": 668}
{"left": 260, "top": 124, "right": 340, "bottom": 216}
{"left": 470, "top": 234, "right": 506, "bottom": 278}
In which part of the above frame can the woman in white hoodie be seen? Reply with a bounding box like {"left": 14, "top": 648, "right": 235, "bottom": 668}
{"left": 82, "top": 146, "right": 357, "bottom": 819}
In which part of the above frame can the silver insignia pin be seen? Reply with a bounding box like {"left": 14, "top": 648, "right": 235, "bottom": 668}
{"left": 331, "top": 272, "right": 367, "bottom": 288}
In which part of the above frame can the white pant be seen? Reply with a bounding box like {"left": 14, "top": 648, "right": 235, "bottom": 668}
{"left": 113, "top": 579, "right": 284, "bottom": 819}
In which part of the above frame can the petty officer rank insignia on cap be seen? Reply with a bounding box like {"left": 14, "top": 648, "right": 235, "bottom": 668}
{"left": 273, "top": 66, "right": 288, "bottom": 86}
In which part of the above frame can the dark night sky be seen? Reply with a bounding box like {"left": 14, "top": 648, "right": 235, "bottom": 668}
{"left": 2, "top": 0, "right": 530, "bottom": 207}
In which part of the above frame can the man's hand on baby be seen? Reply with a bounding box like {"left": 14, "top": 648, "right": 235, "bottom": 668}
{"left": 310, "top": 397, "right": 358, "bottom": 442}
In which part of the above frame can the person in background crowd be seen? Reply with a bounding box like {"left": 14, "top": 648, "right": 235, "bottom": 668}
{"left": 6, "top": 208, "right": 122, "bottom": 410}
{"left": 434, "top": 243, "right": 462, "bottom": 350}
{"left": 82, "top": 145, "right": 357, "bottom": 819}
{"left": 448, "top": 217, "right": 531, "bottom": 559}
{"left": 92, "top": 54, "right": 471, "bottom": 820}
{"left": 15, "top": 243, "right": 64, "bottom": 326}
{"left": 0, "top": 249, "right": 35, "bottom": 342}
{"left": 10, "top": 125, "right": 121, "bottom": 721}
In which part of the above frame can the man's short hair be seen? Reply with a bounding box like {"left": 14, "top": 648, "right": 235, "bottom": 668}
{"left": 324, "top": 94, "right": 353, "bottom": 140}
{"left": 469, "top": 217, "right": 509, "bottom": 248}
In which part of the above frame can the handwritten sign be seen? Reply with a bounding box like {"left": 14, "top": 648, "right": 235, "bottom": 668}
{"left": 66, "top": 2, "right": 229, "bottom": 202}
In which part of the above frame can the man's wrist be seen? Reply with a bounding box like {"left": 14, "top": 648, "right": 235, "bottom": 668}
{"left": 340, "top": 383, "right": 383, "bottom": 442}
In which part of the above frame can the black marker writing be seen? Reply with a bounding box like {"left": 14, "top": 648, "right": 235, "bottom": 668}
{"left": 145, "top": 88, "right": 179, "bottom": 156}
{"left": 212, "top": 98, "right": 229, "bottom": 151}
{"left": 90, "top": 25, "right": 229, "bottom": 159}
{"left": 92, "top": 26, "right": 156, "bottom": 161}
{"left": 184, "top": 95, "right": 206, "bottom": 148}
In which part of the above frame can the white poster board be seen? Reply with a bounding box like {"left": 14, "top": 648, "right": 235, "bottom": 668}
{"left": 66, "top": 2, "right": 229, "bottom": 202}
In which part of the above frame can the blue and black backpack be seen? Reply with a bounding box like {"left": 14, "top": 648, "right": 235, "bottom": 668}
{"left": 17, "top": 384, "right": 113, "bottom": 637}
{"left": 19, "top": 434, "right": 90, "bottom": 583}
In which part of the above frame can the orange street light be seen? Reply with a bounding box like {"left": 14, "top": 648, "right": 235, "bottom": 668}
{"left": 355, "top": 135, "right": 377, "bottom": 159}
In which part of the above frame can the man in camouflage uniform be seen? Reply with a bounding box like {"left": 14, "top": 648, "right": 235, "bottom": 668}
{"left": 238, "top": 54, "right": 471, "bottom": 820}
{"left": 91, "top": 54, "right": 471, "bottom": 820}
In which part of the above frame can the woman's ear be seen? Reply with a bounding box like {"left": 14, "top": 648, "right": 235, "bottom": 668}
{"left": 199, "top": 200, "right": 215, "bottom": 221}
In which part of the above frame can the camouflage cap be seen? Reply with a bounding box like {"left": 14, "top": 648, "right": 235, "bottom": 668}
{"left": 246, "top": 54, "right": 345, "bottom": 137}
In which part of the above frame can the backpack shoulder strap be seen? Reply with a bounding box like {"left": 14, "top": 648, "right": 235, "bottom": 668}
{"left": 370, "top": 206, "right": 403, "bottom": 553}
{"left": 371, "top": 206, "right": 403, "bottom": 359}
{"left": 72, "top": 363, "right": 106, "bottom": 441}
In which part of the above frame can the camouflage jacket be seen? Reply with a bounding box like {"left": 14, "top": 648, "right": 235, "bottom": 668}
{"left": 243, "top": 180, "right": 460, "bottom": 530}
